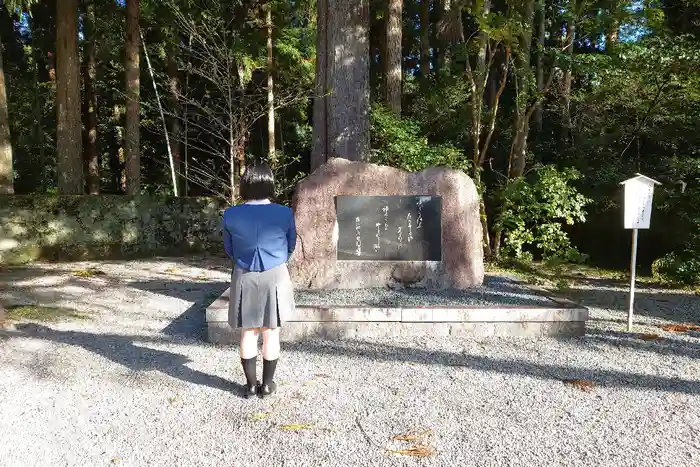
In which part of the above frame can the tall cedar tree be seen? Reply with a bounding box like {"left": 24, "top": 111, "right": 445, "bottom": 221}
{"left": 56, "top": 0, "right": 84, "bottom": 194}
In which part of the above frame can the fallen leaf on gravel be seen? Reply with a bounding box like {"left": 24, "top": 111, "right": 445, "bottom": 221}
{"left": 393, "top": 429, "right": 433, "bottom": 443}
{"left": 563, "top": 379, "right": 595, "bottom": 392}
{"left": 279, "top": 423, "right": 314, "bottom": 431}
{"left": 387, "top": 429, "right": 435, "bottom": 457}
{"left": 73, "top": 268, "right": 105, "bottom": 278}
{"left": 249, "top": 411, "right": 271, "bottom": 421}
{"left": 387, "top": 446, "right": 435, "bottom": 457}
{"left": 660, "top": 324, "right": 700, "bottom": 333}
{"left": 164, "top": 267, "right": 180, "bottom": 274}
{"left": 638, "top": 333, "right": 662, "bottom": 341}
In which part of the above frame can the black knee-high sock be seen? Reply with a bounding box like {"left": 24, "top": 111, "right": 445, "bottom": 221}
{"left": 241, "top": 357, "right": 257, "bottom": 387}
{"left": 262, "top": 358, "right": 278, "bottom": 386}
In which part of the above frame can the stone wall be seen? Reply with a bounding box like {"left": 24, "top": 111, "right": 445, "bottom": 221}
{"left": 0, "top": 195, "right": 226, "bottom": 264}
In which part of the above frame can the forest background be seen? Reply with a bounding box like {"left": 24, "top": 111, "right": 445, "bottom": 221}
{"left": 1, "top": 0, "right": 699, "bottom": 284}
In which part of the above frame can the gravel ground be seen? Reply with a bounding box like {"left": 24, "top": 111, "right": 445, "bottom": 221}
{"left": 296, "top": 276, "right": 558, "bottom": 307}
{"left": 0, "top": 257, "right": 699, "bottom": 467}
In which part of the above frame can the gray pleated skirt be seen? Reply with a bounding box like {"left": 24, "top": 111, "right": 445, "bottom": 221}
{"left": 228, "top": 262, "right": 295, "bottom": 329}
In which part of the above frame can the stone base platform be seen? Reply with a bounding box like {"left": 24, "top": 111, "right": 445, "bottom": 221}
{"left": 205, "top": 276, "right": 588, "bottom": 344}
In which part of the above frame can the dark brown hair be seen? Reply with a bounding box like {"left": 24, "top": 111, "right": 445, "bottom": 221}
{"left": 239, "top": 163, "right": 275, "bottom": 201}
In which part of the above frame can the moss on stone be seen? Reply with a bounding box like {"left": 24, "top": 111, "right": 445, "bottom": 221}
{"left": 0, "top": 195, "right": 227, "bottom": 265}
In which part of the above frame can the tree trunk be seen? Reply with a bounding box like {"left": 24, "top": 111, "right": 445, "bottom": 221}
{"left": 33, "top": 44, "right": 46, "bottom": 187}
{"left": 383, "top": 0, "right": 402, "bottom": 114}
{"left": 183, "top": 33, "right": 192, "bottom": 196}
{"left": 311, "top": 0, "right": 370, "bottom": 170}
{"left": 481, "top": 55, "right": 510, "bottom": 256}
{"left": 534, "top": 0, "right": 546, "bottom": 132}
{"left": 509, "top": 0, "right": 535, "bottom": 178}
{"left": 436, "top": 0, "right": 459, "bottom": 76}
{"left": 468, "top": 0, "right": 492, "bottom": 257}
{"left": 0, "top": 34, "right": 13, "bottom": 194}
{"left": 492, "top": 227, "right": 502, "bottom": 257}
{"left": 379, "top": 2, "right": 387, "bottom": 92}
{"left": 83, "top": 0, "right": 99, "bottom": 194}
{"left": 112, "top": 104, "right": 125, "bottom": 192}
{"left": 229, "top": 119, "right": 236, "bottom": 203}
{"left": 311, "top": 0, "right": 328, "bottom": 171}
{"left": 236, "top": 62, "right": 247, "bottom": 179}
{"left": 420, "top": 0, "right": 431, "bottom": 77}
{"left": 430, "top": 2, "right": 440, "bottom": 75}
{"left": 562, "top": 13, "right": 575, "bottom": 130}
{"left": 56, "top": 0, "right": 84, "bottom": 194}
{"left": 510, "top": 123, "right": 530, "bottom": 178}
{"left": 369, "top": 10, "right": 381, "bottom": 94}
{"left": 125, "top": 0, "right": 140, "bottom": 195}
{"left": 473, "top": 169, "right": 492, "bottom": 257}
{"left": 167, "top": 44, "right": 182, "bottom": 196}
{"left": 606, "top": 21, "right": 619, "bottom": 51}
{"left": 25, "top": 12, "right": 47, "bottom": 184}
{"left": 48, "top": 52, "right": 56, "bottom": 83}
{"left": 469, "top": 0, "right": 490, "bottom": 167}
{"left": 237, "top": 124, "right": 247, "bottom": 178}
{"left": 503, "top": 2, "right": 538, "bottom": 254}
{"left": 606, "top": 0, "right": 620, "bottom": 51}
{"left": 266, "top": 3, "right": 276, "bottom": 163}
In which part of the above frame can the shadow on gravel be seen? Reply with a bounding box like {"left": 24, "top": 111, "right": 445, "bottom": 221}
{"left": 130, "top": 280, "right": 228, "bottom": 341}
{"left": 581, "top": 328, "right": 700, "bottom": 360}
{"left": 281, "top": 339, "right": 700, "bottom": 395}
{"left": 5, "top": 323, "right": 245, "bottom": 396}
{"left": 560, "top": 281, "right": 700, "bottom": 324}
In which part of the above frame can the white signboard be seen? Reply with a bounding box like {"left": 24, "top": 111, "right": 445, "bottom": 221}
{"left": 619, "top": 173, "right": 661, "bottom": 332}
{"left": 623, "top": 180, "right": 654, "bottom": 229}
{"left": 621, "top": 174, "right": 660, "bottom": 230}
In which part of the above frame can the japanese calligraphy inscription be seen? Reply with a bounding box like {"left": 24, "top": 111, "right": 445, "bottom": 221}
{"left": 335, "top": 195, "right": 442, "bottom": 261}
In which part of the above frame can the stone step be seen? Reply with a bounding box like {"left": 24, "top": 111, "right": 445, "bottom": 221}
{"left": 205, "top": 287, "right": 588, "bottom": 344}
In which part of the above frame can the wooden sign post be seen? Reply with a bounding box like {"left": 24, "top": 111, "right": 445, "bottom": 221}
{"left": 620, "top": 174, "right": 661, "bottom": 332}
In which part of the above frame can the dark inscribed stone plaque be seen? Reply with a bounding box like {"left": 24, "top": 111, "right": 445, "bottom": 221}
{"left": 335, "top": 195, "right": 442, "bottom": 261}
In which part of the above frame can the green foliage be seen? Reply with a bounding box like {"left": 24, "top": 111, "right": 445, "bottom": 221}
{"left": 495, "top": 166, "right": 590, "bottom": 261}
{"left": 653, "top": 173, "right": 700, "bottom": 285}
{"left": 2, "top": 0, "right": 39, "bottom": 14}
{"left": 651, "top": 252, "right": 700, "bottom": 285}
{"left": 407, "top": 75, "right": 473, "bottom": 149}
{"left": 369, "top": 105, "right": 467, "bottom": 172}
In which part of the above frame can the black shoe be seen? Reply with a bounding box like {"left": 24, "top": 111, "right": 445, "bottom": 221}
{"left": 244, "top": 381, "right": 259, "bottom": 399}
{"left": 259, "top": 382, "right": 277, "bottom": 398}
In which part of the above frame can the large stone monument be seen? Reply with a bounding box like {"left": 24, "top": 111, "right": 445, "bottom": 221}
{"left": 206, "top": 158, "right": 589, "bottom": 344}
{"left": 288, "top": 158, "right": 484, "bottom": 289}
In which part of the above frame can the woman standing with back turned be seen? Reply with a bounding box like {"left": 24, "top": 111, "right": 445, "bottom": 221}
{"left": 223, "top": 163, "right": 296, "bottom": 398}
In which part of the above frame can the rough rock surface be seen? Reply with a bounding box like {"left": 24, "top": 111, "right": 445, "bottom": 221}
{"left": 288, "top": 158, "right": 484, "bottom": 289}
